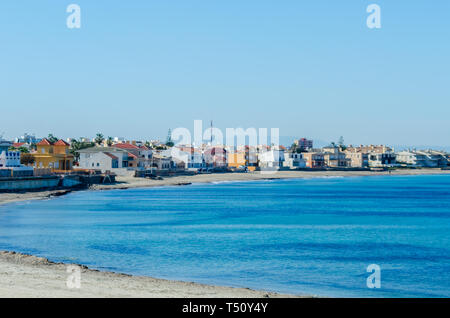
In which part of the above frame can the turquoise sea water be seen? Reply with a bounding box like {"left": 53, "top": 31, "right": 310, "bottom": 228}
{"left": 0, "top": 175, "right": 449, "bottom": 297}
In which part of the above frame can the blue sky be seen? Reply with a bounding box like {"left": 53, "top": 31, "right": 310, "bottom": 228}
{"left": 0, "top": 1, "right": 449, "bottom": 147}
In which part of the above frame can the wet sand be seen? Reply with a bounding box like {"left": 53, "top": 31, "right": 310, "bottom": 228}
{"left": 0, "top": 251, "right": 299, "bottom": 298}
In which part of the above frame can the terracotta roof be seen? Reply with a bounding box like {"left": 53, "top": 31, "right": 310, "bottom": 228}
{"left": 54, "top": 139, "right": 70, "bottom": 146}
{"left": 36, "top": 138, "right": 52, "bottom": 146}
{"left": 127, "top": 152, "right": 137, "bottom": 159}
{"left": 113, "top": 143, "right": 139, "bottom": 150}
{"left": 13, "top": 142, "right": 25, "bottom": 147}
{"left": 103, "top": 152, "right": 118, "bottom": 160}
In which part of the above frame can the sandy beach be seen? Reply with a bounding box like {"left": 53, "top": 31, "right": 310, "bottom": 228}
{"left": 1, "top": 168, "right": 449, "bottom": 298}
{"left": 93, "top": 168, "right": 450, "bottom": 191}
{"left": 0, "top": 251, "right": 298, "bottom": 298}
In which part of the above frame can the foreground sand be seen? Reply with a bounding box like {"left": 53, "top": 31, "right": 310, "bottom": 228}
{"left": 0, "top": 251, "right": 297, "bottom": 298}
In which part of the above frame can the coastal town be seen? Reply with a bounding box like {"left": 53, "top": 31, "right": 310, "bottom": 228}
{"left": 1, "top": 132, "right": 449, "bottom": 193}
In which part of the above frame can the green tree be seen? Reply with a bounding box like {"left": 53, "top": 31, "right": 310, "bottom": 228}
{"left": 21, "top": 153, "right": 35, "bottom": 166}
{"left": 47, "top": 134, "right": 59, "bottom": 143}
{"left": 106, "top": 136, "right": 113, "bottom": 147}
{"left": 145, "top": 141, "right": 153, "bottom": 149}
{"left": 165, "top": 129, "right": 174, "bottom": 147}
{"left": 338, "top": 136, "right": 347, "bottom": 151}
{"left": 95, "top": 133, "right": 105, "bottom": 146}
{"left": 70, "top": 138, "right": 95, "bottom": 162}
{"left": 18, "top": 146, "right": 29, "bottom": 153}
{"left": 8, "top": 146, "right": 29, "bottom": 153}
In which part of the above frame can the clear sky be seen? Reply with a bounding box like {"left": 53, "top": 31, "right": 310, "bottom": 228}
{"left": 1, "top": 1, "right": 449, "bottom": 147}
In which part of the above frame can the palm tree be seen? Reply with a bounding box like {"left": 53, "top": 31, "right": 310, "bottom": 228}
{"left": 47, "top": 134, "right": 59, "bottom": 143}
{"left": 338, "top": 136, "right": 347, "bottom": 151}
{"left": 106, "top": 136, "right": 113, "bottom": 147}
{"left": 70, "top": 138, "right": 81, "bottom": 161}
{"left": 95, "top": 133, "right": 105, "bottom": 146}
{"left": 166, "top": 129, "right": 174, "bottom": 147}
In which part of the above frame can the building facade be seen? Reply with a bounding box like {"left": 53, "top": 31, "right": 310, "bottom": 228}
{"left": 31, "top": 139, "right": 74, "bottom": 170}
{"left": 283, "top": 151, "right": 306, "bottom": 169}
{"left": 303, "top": 152, "right": 325, "bottom": 169}
{"left": 322, "top": 146, "right": 350, "bottom": 168}
{"left": 0, "top": 139, "right": 34, "bottom": 176}
{"left": 294, "top": 138, "right": 313, "bottom": 151}
{"left": 344, "top": 151, "right": 369, "bottom": 168}
{"left": 258, "top": 149, "right": 285, "bottom": 168}
{"left": 395, "top": 150, "right": 448, "bottom": 167}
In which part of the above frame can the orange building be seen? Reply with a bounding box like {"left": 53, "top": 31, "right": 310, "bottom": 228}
{"left": 302, "top": 152, "right": 325, "bottom": 169}
{"left": 32, "top": 139, "right": 74, "bottom": 171}
{"left": 227, "top": 152, "right": 246, "bottom": 168}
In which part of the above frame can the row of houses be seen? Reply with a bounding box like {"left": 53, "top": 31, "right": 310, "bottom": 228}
{"left": 281, "top": 145, "right": 448, "bottom": 170}
{"left": 225, "top": 144, "right": 449, "bottom": 170}
{"left": 1, "top": 135, "right": 449, "bottom": 178}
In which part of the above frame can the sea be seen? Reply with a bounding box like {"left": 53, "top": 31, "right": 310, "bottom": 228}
{"left": 0, "top": 174, "right": 449, "bottom": 297}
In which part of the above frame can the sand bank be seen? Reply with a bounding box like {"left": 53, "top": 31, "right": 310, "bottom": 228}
{"left": 92, "top": 168, "right": 450, "bottom": 191}
{"left": 0, "top": 189, "right": 72, "bottom": 206}
{"left": 0, "top": 251, "right": 298, "bottom": 298}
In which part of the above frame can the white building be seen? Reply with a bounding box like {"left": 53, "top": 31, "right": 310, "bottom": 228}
{"left": 283, "top": 151, "right": 306, "bottom": 169}
{"left": 368, "top": 152, "right": 397, "bottom": 168}
{"left": 163, "top": 149, "right": 205, "bottom": 170}
{"left": 259, "top": 149, "right": 285, "bottom": 169}
{"left": 396, "top": 150, "right": 448, "bottom": 167}
{"left": 14, "top": 133, "right": 38, "bottom": 145}
{"left": 77, "top": 147, "right": 131, "bottom": 175}
{"left": 0, "top": 149, "right": 21, "bottom": 168}
{"left": 0, "top": 139, "right": 34, "bottom": 176}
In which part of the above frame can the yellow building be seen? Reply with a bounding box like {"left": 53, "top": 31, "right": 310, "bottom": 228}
{"left": 227, "top": 149, "right": 259, "bottom": 171}
{"left": 227, "top": 152, "right": 246, "bottom": 169}
{"left": 32, "top": 139, "right": 74, "bottom": 171}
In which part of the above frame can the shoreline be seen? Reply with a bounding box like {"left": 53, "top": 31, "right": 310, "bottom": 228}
{"left": 0, "top": 251, "right": 302, "bottom": 298}
{"left": 2, "top": 168, "right": 450, "bottom": 207}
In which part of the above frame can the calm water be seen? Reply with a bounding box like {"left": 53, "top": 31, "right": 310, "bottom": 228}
{"left": 1, "top": 175, "right": 449, "bottom": 297}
